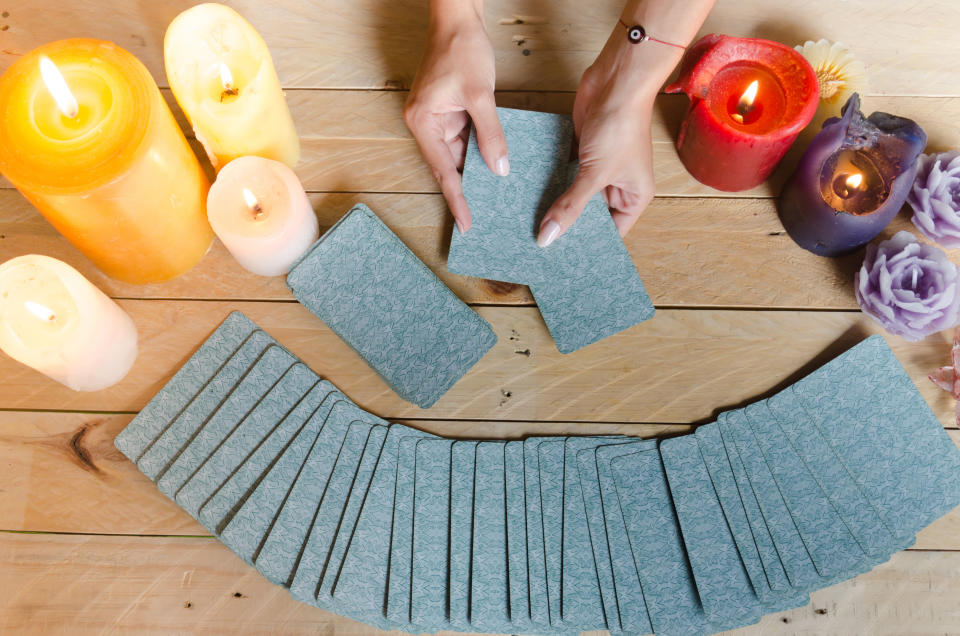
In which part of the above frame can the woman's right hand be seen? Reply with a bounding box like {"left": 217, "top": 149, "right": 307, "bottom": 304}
{"left": 404, "top": 1, "right": 509, "bottom": 234}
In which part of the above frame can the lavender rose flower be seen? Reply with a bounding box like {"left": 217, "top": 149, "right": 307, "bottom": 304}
{"left": 855, "top": 231, "right": 960, "bottom": 341}
{"left": 908, "top": 151, "right": 960, "bottom": 248}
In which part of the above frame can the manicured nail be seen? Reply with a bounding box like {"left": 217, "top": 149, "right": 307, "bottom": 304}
{"left": 495, "top": 156, "right": 510, "bottom": 177}
{"left": 455, "top": 218, "right": 467, "bottom": 235}
{"left": 537, "top": 220, "right": 561, "bottom": 248}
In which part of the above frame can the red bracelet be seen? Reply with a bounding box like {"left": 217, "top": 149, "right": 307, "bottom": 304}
{"left": 618, "top": 19, "right": 686, "bottom": 50}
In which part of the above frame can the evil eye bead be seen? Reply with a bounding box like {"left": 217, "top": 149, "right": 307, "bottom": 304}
{"left": 627, "top": 25, "right": 646, "bottom": 43}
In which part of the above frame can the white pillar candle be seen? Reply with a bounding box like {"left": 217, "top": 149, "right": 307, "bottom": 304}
{"left": 207, "top": 156, "right": 319, "bottom": 276}
{"left": 164, "top": 3, "right": 299, "bottom": 170}
{"left": 0, "top": 255, "right": 138, "bottom": 391}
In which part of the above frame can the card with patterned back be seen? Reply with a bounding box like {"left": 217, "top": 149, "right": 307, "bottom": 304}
{"left": 175, "top": 363, "right": 320, "bottom": 518}
{"left": 611, "top": 448, "right": 711, "bottom": 636}
{"left": 661, "top": 435, "right": 763, "bottom": 630}
{"left": 156, "top": 346, "right": 299, "bottom": 498}
{"left": 136, "top": 331, "right": 275, "bottom": 481}
{"left": 114, "top": 311, "right": 258, "bottom": 462}
{"left": 594, "top": 441, "right": 659, "bottom": 635}
{"left": 288, "top": 203, "right": 496, "bottom": 408}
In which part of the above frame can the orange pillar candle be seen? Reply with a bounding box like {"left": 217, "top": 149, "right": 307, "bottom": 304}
{"left": 0, "top": 39, "right": 214, "bottom": 284}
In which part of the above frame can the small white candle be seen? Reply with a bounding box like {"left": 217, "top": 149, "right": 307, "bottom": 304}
{"left": 0, "top": 255, "right": 138, "bottom": 391}
{"left": 207, "top": 156, "right": 319, "bottom": 276}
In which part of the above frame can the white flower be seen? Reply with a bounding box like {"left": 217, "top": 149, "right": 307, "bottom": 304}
{"left": 796, "top": 39, "right": 867, "bottom": 133}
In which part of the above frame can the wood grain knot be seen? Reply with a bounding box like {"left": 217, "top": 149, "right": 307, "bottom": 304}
{"left": 482, "top": 279, "right": 520, "bottom": 297}
{"left": 70, "top": 425, "right": 100, "bottom": 473}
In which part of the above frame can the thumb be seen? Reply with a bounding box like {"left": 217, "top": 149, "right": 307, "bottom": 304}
{"left": 467, "top": 93, "right": 510, "bottom": 177}
{"left": 537, "top": 170, "right": 605, "bottom": 247}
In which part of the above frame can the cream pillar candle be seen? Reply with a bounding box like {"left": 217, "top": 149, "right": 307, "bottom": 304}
{"left": 207, "top": 156, "right": 319, "bottom": 276}
{"left": 164, "top": 3, "right": 299, "bottom": 170}
{"left": 0, "top": 255, "right": 138, "bottom": 391}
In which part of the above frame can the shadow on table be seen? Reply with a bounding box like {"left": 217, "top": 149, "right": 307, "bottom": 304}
{"left": 705, "top": 322, "right": 874, "bottom": 425}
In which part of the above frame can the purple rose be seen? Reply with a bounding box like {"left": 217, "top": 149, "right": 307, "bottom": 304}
{"left": 908, "top": 151, "right": 960, "bottom": 248}
{"left": 855, "top": 231, "right": 960, "bottom": 341}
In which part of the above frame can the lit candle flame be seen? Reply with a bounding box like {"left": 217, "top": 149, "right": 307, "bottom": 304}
{"left": 730, "top": 80, "right": 760, "bottom": 124}
{"left": 242, "top": 187, "right": 263, "bottom": 219}
{"left": 739, "top": 80, "right": 759, "bottom": 112}
{"left": 845, "top": 172, "right": 864, "bottom": 190}
{"left": 218, "top": 63, "right": 234, "bottom": 91}
{"left": 24, "top": 301, "right": 56, "bottom": 323}
{"left": 39, "top": 56, "right": 79, "bottom": 119}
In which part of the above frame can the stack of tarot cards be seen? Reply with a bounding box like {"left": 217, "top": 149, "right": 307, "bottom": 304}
{"left": 116, "top": 313, "right": 960, "bottom": 635}
{"left": 448, "top": 107, "right": 655, "bottom": 354}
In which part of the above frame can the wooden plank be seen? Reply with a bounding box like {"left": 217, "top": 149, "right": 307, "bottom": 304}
{"left": 0, "top": 302, "right": 957, "bottom": 426}
{"left": 0, "top": 411, "right": 687, "bottom": 535}
{"left": 4, "top": 91, "right": 959, "bottom": 195}
{"left": 0, "top": 84, "right": 960, "bottom": 309}
{"left": 2, "top": 1, "right": 958, "bottom": 96}
{"left": 3, "top": 411, "right": 958, "bottom": 546}
{"left": 0, "top": 533, "right": 957, "bottom": 634}
{"left": 4, "top": 147, "right": 960, "bottom": 309}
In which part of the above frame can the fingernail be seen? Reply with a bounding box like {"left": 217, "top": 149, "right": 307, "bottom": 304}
{"left": 456, "top": 219, "right": 467, "bottom": 235}
{"left": 495, "top": 156, "right": 510, "bottom": 177}
{"left": 537, "top": 220, "right": 561, "bottom": 248}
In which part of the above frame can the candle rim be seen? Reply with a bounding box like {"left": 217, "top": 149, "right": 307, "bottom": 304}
{"left": 0, "top": 255, "right": 85, "bottom": 355}
{"left": 666, "top": 34, "right": 819, "bottom": 140}
{"left": 0, "top": 39, "right": 156, "bottom": 194}
{"left": 165, "top": 3, "right": 278, "bottom": 116}
{"left": 206, "top": 155, "right": 309, "bottom": 239}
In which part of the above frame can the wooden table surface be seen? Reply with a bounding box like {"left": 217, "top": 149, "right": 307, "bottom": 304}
{"left": 3, "top": 1, "right": 960, "bottom": 634}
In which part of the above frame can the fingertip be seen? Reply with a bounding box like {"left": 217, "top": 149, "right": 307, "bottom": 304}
{"left": 537, "top": 219, "right": 562, "bottom": 248}
{"left": 495, "top": 155, "right": 510, "bottom": 177}
{"left": 447, "top": 195, "right": 472, "bottom": 235}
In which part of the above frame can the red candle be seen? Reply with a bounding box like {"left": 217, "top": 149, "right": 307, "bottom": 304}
{"left": 666, "top": 34, "right": 819, "bottom": 192}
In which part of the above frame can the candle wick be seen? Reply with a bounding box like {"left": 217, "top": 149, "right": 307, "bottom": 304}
{"left": 242, "top": 188, "right": 263, "bottom": 220}
{"left": 218, "top": 63, "right": 239, "bottom": 102}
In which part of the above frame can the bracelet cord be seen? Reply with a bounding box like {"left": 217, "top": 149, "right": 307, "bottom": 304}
{"left": 618, "top": 18, "right": 686, "bottom": 50}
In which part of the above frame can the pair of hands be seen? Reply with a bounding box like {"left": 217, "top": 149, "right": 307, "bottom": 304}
{"left": 403, "top": 14, "right": 660, "bottom": 246}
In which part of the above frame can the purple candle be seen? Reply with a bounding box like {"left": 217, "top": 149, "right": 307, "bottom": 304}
{"left": 778, "top": 94, "right": 926, "bottom": 256}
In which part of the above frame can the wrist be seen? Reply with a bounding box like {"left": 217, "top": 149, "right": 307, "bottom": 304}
{"left": 619, "top": 0, "right": 714, "bottom": 46}
{"left": 429, "top": 0, "right": 484, "bottom": 36}
{"left": 591, "top": 28, "right": 681, "bottom": 104}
